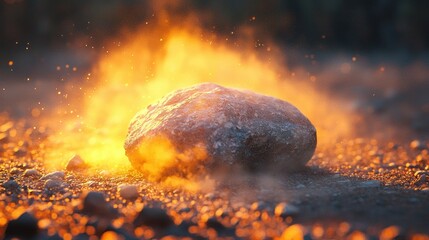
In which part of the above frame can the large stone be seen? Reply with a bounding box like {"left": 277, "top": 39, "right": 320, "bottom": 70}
{"left": 124, "top": 83, "right": 316, "bottom": 177}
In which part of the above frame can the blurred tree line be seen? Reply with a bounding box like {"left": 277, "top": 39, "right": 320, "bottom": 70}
{"left": 0, "top": 0, "right": 428, "bottom": 52}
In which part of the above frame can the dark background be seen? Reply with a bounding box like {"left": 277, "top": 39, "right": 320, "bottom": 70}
{"left": 0, "top": 0, "right": 428, "bottom": 53}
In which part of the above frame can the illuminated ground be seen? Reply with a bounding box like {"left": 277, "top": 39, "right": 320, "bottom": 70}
{"left": 1, "top": 28, "right": 429, "bottom": 239}
{"left": 1, "top": 113, "right": 429, "bottom": 239}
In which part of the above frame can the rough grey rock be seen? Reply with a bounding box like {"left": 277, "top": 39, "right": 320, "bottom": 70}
{"left": 23, "top": 169, "right": 40, "bottom": 178}
{"left": 44, "top": 179, "right": 64, "bottom": 191}
{"left": 40, "top": 171, "right": 65, "bottom": 181}
{"left": 125, "top": 83, "right": 316, "bottom": 176}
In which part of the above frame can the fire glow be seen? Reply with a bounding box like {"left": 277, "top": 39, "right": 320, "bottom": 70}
{"left": 44, "top": 23, "right": 353, "bottom": 189}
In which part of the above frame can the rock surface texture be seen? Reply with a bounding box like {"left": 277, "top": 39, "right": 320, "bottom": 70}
{"left": 125, "top": 83, "right": 316, "bottom": 176}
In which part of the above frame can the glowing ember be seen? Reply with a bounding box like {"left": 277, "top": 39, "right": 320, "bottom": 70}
{"left": 125, "top": 83, "right": 316, "bottom": 180}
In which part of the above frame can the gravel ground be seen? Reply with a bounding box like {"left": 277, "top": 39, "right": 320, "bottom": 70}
{"left": 1, "top": 52, "right": 429, "bottom": 239}
{"left": 1, "top": 113, "right": 429, "bottom": 240}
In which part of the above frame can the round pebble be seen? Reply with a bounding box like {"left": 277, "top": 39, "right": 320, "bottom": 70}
{"left": 118, "top": 184, "right": 139, "bottom": 201}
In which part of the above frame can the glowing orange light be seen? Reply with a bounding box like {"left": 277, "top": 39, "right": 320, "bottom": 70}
{"left": 44, "top": 20, "right": 354, "bottom": 190}
{"left": 312, "top": 225, "right": 324, "bottom": 238}
{"left": 279, "top": 224, "right": 305, "bottom": 240}
{"left": 347, "top": 231, "right": 367, "bottom": 240}
{"left": 380, "top": 226, "right": 400, "bottom": 240}
{"left": 100, "top": 231, "right": 124, "bottom": 240}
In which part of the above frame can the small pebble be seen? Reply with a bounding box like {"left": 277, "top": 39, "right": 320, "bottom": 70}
{"left": 118, "top": 184, "right": 139, "bottom": 201}
{"left": 81, "top": 191, "right": 118, "bottom": 218}
{"left": 23, "top": 169, "right": 40, "bottom": 177}
{"left": 9, "top": 168, "right": 21, "bottom": 175}
{"left": 44, "top": 179, "right": 64, "bottom": 191}
{"left": 40, "top": 171, "right": 65, "bottom": 180}
{"left": 274, "top": 202, "right": 299, "bottom": 217}
{"left": 66, "top": 154, "right": 87, "bottom": 171}
{"left": 2, "top": 178, "right": 20, "bottom": 193}
{"left": 133, "top": 206, "right": 173, "bottom": 228}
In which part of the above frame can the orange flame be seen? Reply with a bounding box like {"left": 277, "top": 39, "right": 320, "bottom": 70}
{"left": 44, "top": 22, "right": 354, "bottom": 190}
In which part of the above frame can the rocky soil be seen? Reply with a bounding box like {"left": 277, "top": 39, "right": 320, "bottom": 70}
{"left": 1, "top": 51, "right": 429, "bottom": 239}
{"left": 1, "top": 113, "right": 429, "bottom": 240}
